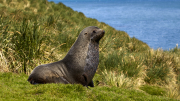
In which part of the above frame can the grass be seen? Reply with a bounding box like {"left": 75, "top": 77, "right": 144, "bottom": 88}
{"left": 140, "top": 85, "right": 166, "bottom": 96}
{"left": 0, "top": 0, "right": 180, "bottom": 100}
{"left": 0, "top": 72, "right": 177, "bottom": 101}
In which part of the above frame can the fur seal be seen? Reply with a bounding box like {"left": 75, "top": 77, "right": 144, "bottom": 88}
{"left": 27, "top": 26, "right": 105, "bottom": 87}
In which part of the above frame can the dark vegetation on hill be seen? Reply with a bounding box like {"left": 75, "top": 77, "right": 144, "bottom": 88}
{"left": 0, "top": 0, "right": 179, "bottom": 100}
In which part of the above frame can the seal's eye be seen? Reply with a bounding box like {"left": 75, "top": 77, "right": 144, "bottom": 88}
{"left": 93, "top": 30, "right": 96, "bottom": 33}
{"left": 84, "top": 33, "right": 87, "bottom": 35}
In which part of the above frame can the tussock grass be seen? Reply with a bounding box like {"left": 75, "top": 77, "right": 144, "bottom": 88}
{"left": 0, "top": 0, "right": 180, "bottom": 100}
{"left": 165, "top": 84, "right": 180, "bottom": 99}
{"left": 102, "top": 69, "right": 145, "bottom": 89}
{"left": 0, "top": 51, "right": 9, "bottom": 72}
{"left": 144, "top": 49, "right": 177, "bottom": 85}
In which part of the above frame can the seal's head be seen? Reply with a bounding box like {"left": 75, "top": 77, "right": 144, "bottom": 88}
{"left": 81, "top": 26, "right": 105, "bottom": 43}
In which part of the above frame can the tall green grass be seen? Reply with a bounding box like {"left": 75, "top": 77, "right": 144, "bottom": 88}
{"left": 0, "top": 15, "right": 45, "bottom": 74}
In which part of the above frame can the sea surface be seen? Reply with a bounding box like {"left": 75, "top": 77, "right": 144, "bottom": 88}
{"left": 49, "top": 0, "right": 180, "bottom": 50}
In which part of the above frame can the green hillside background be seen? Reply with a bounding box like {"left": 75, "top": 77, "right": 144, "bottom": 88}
{"left": 0, "top": 0, "right": 179, "bottom": 100}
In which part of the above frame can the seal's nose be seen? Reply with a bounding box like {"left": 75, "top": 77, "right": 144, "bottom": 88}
{"left": 102, "top": 30, "right": 105, "bottom": 34}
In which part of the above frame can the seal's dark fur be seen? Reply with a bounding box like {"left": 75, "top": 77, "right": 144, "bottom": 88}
{"left": 27, "top": 26, "right": 105, "bottom": 87}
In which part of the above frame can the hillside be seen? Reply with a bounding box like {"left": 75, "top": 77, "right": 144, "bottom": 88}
{"left": 0, "top": 0, "right": 180, "bottom": 100}
{"left": 0, "top": 72, "right": 177, "bottom": 101}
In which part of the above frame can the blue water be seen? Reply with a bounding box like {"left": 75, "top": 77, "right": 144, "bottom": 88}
{"left": 49, "top": 0, "right": 180, "bottom": 50}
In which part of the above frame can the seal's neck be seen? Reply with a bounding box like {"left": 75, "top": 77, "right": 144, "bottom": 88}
{"left": 84, "top": 41, "right": 99, "bottom": 84}
{"left": 62, "top": 36, "right": 89, "bottom": 69}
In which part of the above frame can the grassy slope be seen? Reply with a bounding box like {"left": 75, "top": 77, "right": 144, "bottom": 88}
{"left": 0, "top": 0, "right": 180, "bottom": 100}
{"left": 0, "top": 72, "right": 176, "bottom": 101}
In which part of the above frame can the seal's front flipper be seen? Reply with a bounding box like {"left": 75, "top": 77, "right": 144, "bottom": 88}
{"left": 82, "top": 73, "right": 94, "bottom": 87}
{"left": 28, "top": 79, "right": 39, "bottom": 85}
{"left": 82, "top": 73, "right": 88, "bottom": 86}
{"left": 88, "top": 80, "right": 94, "bottom": 87}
